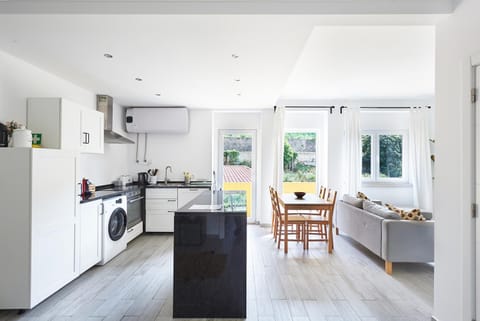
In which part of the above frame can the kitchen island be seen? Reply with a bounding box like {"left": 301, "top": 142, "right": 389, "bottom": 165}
{"left": 173, "top": 190, "right": 247, "bottom": 319}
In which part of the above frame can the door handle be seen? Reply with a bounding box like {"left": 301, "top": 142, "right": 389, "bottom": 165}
{"left": 82, "top": 132, "right": 88, "bottom": 144}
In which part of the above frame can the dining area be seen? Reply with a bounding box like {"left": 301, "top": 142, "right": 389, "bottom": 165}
{"left": 269, "top": 186, "right": 338, "bottom": 254}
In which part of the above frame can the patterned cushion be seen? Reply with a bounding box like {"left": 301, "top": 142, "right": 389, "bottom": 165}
{"left": 385, "top": 203, "right": 426, "bottom": 221}
{"left": 357, "top": 191, "right": 369, "bottom": 200}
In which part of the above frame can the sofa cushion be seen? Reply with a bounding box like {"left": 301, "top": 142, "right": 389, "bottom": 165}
{"left": 342, "top": 194, "right": 363, "bottom": 208}
{"left": 385, "top": 203, "right": 427, "bottom": 221}
{"left": 357, "top": 191, "right": 370, "bottom": 200}
{"left": 363, "top": 200, "right": 401, "bottom": 220}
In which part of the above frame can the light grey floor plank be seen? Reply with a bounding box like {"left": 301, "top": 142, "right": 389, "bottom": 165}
{"left": 0, "top": 226, "right": 433, "bottom": 321}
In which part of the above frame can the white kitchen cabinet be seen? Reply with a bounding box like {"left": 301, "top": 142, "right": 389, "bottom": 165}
{"left": 79, "top": 199, "right": 102, "bottom": 274}
{"left": 27, "top": 97, "right": 104, "bottom": 154}
{"left": 146, "top": 188, "right": 177, "bottom": 232}
{"left": 80, "top": 108, "right": 104, "bottom": 153}
{"left": 0, "top": 148, "right": 77, "bottom": 309}
{"left": 177, "top": 188, "right": 206, "bottom": 208}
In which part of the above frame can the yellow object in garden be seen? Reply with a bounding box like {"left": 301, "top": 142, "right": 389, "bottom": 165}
{"left": 223, "top": 182, "right": 252, "bottom": 218}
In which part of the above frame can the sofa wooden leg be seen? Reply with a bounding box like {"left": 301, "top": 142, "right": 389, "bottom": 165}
{"left": 385, "top": 261, "right": 393, "bottom": 275}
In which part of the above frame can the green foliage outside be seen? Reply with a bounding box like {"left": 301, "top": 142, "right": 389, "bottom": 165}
{"left": 362, "top": 135, "right": 371, "bottom": 177}
{"left": 362, "top": 134, "right": 403, "bottom": 179}
{"left": 379, "top": 135, "right": 402, "bottom": 178}
{"left": 283, "top": 132, "right": 316, "bottom": 182}
{"left": 223, "top": 149, "right": 252, "bottom": 167}
{"left": 223, "top": 191, "right": 247, "bottom": 211}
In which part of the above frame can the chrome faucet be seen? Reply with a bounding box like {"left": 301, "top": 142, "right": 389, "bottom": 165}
{"left": 164, "top": 165, "right": 172, "bottom": 184}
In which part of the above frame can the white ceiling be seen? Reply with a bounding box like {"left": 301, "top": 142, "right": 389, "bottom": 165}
{"left": 280, "top": 26, "right": 435, "bottom": 101}
{"left": 0, "top": 0, "right": 457, "bottom": 14}
{"left": 0, "top": 15, "right": 436, "bottom": 108}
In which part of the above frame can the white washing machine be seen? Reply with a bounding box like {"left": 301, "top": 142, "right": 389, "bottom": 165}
{"left": 98, "top": 195, "right": 128, "bottom": 265}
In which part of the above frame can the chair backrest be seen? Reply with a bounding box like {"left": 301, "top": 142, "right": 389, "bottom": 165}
{"left": 324, "top": 189, "right": 338, "bottom": 219}
{"left": 271, "top": 188, "right": 282, "bottom": 219}
{"left": 319, "top": 185, "right": 327, "bottom": 199}
{"left": 327, "top": 189, "right": 337, "bottom": 204}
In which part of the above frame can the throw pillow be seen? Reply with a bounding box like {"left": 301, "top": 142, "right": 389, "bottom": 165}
{"left": 342, "top": 194, "right": 363, "bottom": 208}
{"left": 362, "top": 200, "right": 401, "bottom": 220}
{"left": 357, "top": 191, "right": 369, "bottom": 200}
{"left": 385, "top": 203, "right": 427, "bottom": 221}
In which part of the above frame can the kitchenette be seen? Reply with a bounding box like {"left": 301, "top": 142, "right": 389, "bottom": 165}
{"left": 0, "top": 94, "right": 248, "bottom": 318}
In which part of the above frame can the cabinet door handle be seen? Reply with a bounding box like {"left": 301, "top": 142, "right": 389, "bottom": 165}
{"left": 86, "top": 132, "right": 90, "bottom": 144}
{"left": 168, "top": 199, "right": 176, "bottom": 202}
{"left": 82, "top": 132, "right": 88, "bottom": 144}
{"left": 189, "top": 189, "right": 198, "bottom": 191}
{"left": 168, "top": 211, "right": 175, "bottom": 213}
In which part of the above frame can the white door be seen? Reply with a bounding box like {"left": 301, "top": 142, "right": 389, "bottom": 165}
{"left": 79, "top": 199, "right": 102, "bottom": 273}
{"left": 218, "top": 130, "right": 257, "bottom": 223}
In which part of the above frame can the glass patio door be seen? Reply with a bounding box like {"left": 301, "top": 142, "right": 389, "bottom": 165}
{"left": 218, "top": 130, "right": 256, "bottom": 223}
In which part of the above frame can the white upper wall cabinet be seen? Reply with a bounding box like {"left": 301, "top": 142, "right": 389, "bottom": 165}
{"left": 27, "top": 98, "right": 104, "bottom": 154}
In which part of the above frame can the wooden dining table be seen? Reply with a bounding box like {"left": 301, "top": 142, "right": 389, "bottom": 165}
{"left": 278, "top": 193, "right": 335, "bottom": 254}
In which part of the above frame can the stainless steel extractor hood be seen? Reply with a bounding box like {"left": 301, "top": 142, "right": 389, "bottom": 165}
{"left": 97, "top": 95, "right": 135, "bottom": 144}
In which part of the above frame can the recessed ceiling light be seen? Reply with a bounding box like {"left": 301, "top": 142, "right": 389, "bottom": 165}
{"left": 232, "top": 54, "right": 239, "bottom": 59}
{"left": 237, "top": 93, "right": 242, "bottom": 96}
{"left": 135, "top": 77, "right": 143, "bottom": 82}
{"left": 234, "top": 79, "right": 241, "bottom": 82}
{"left": 155, "top": 93, "right": 161, "bottom": 96}
{"left": 104, "top": 53, "right": 113, "bottom": 58}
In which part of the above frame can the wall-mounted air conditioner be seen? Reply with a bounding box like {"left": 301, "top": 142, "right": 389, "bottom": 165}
{"left": 125, "top": 107, "right": 189, "bottom": 134}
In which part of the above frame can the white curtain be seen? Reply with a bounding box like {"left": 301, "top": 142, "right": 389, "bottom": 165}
{"left": 272, "top": 106, "right": 285, "bottom": 192}
{"left": 343, "top": 108, "right": 361, "bottom": 195}
{"left": 409, "top": 108, "right": 433, "bottom": 211}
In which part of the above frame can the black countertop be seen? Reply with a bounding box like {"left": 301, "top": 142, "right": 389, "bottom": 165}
{"left": 145, "top": 181, "right": 211, "bottom": 189}
{"left": 79, "top": 181, "right": 211, "bottom": 204}
{"left": 79, "top": 183, "right": 143, "bottom": 203}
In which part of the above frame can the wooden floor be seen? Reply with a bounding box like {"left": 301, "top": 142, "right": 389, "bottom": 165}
{"left": 0, "top": 225, "right": 433, "bottom": 321}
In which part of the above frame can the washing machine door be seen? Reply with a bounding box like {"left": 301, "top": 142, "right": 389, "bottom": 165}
{"left": 109, "top": 208, "right": 127, "bottom": 241}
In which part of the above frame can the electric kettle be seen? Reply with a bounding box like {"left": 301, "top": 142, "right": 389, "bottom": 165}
{"left": 138, "top": 172, "right": 148, "bottom": 185}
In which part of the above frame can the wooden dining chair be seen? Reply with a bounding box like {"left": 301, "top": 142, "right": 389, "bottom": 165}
{"left": 319, "top": 185, "right": 327, "bottom": 199}
{"left": 271, "top": 188, "right": 307, "bottom": 250}
{"left": 304, "top": 189, "right": 337, "bottom": 252}
{"left": 269, "top": 186, "right": 280, "bottom": 240}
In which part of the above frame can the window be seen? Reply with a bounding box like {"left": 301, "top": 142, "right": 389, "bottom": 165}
{"left": 283, "top": 132, "right": 317, "bottom": 193}
{"left": 362, "top": 131, "right": 407, "bottom": 183}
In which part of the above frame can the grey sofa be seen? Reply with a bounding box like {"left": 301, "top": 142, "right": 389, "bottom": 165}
{"left": 335, "top": 199, "right": 434, "bottom": 274}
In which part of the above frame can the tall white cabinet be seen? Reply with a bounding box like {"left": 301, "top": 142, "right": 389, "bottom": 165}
{"left": 0, "top": 148, "right": 77, "bottom": 309}
{"left": 27, "top": 97, "right": 104, "bottom": 154}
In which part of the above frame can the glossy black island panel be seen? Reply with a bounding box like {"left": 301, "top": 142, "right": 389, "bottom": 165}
{"left": 173, "top": 190, "right": 247, "bottom": 319}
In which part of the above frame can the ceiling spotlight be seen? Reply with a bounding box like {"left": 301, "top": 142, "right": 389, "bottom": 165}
{"left": 232, "top": 54, "right": 239, "bottom": 59}
{"left": 104, "top": 53, "right": 113, "bottom": 58}
{"left": 237, "top": 93, "right": 242, "bottom": 96}
{"left": 155, "top": 93, "right": 161, "bottom": 96}
{"left": 234, "top": 79, "right": 241, "bottom": 82}
{"left": 135, "top": 77, "right": 143, "bottom": 82}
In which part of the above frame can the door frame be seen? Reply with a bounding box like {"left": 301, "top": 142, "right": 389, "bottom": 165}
{"left": 473, "top": 53, "right": 480, "bottom": 321}
{"left": 217, "top": 129, "right": 257, "bottom": 223}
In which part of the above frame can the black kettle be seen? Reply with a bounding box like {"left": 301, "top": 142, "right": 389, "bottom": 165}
{"left": 0, "top": 123, "right": 8, "bottom": 148}
{"left": 138, "top": 172, "right": 148, "bottom": 185}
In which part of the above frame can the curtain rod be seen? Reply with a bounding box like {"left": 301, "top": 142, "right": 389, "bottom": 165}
{"left": 274, "top": 105, "right": 335, "bottom": 114}
{"left": 339, "top": 105, "right": 432, "bottom": 114}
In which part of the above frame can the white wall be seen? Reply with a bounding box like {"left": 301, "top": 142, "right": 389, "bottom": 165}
{"left": 0, "top": 49, "right": 129, "bottom": 185}
{"left": 435, "top": 1, "right": 480, "bottom": 320}
{"left": 127, "top": 110, "right": 213, "bottom": 181}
